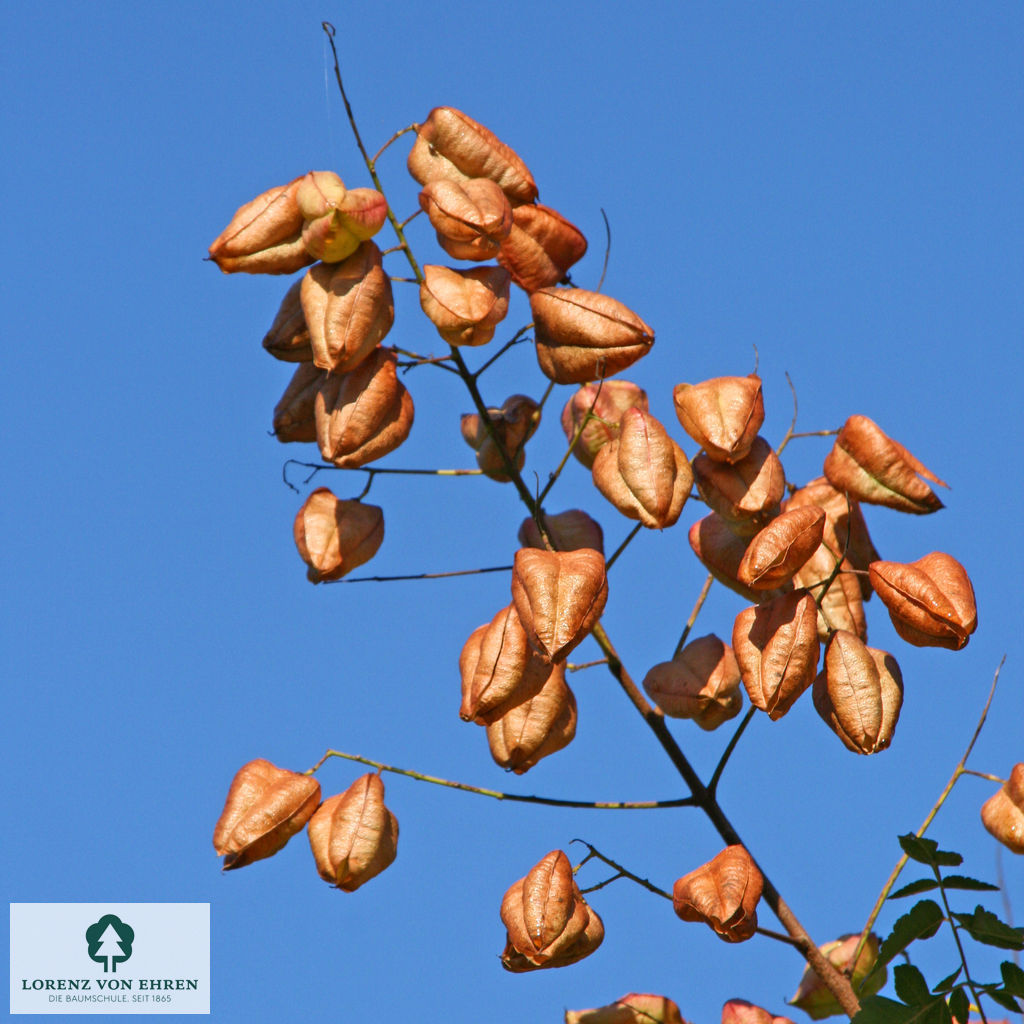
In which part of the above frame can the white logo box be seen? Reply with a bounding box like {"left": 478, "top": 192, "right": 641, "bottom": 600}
{"left": 10, "top": 904, "right": 209, "bottom": 1015}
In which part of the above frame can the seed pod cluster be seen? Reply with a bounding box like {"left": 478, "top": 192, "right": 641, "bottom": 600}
{"left": 672, "top": 845, "right": 763, "bottom": 943}
{"left": 500, "top": 850, "right": 604, "bottom": 970}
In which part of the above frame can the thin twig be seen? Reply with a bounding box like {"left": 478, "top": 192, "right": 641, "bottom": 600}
{"left": 370, "top": 123, "right": 417, "bottom": 166}
{"left": 757, "top": 926, "right": 804, "bottom": 949}
{"left": 850, "top": 658, "right": 1005, "bottom": 976}
{"left": 331, "top": 565, "right": 512, "bottom": 584}
{"left": 932, "top": 862, "right": 989, "bottom": 1024}
{"left": 305, "top": 751, "right": 697, "bottom": 809}
{"left": 473, "top": 324, "right": 534, "bottom": 378}
{"left": 570, "top": 840, "right": 673, "bottom": 899}
{"left": 958, "top": 769, "right": 1006, "bottom": 784}
{"left": 672, "top": 573, "right": 714, "bottom": 657}
{"left": 596, "top": 209, "right": 611, "bottom": 294}
{"left": 709, "top": 707, "right": 757, "bottom": 797}
{"left": 775, "top": 371, "right": 799, "bottom": 455}
{"left": 537, "top": 379, "right": 604, "bottom": 506}
{"left": 606, "top": 523, "right": 643, "bottom": 570}
{"left": 566, "top": 658, "right": 610, "bottom": 673}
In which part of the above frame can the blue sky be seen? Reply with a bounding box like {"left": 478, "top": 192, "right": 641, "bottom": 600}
{"left": 3, "top": 2, "right": 1022, "bottom": 1022}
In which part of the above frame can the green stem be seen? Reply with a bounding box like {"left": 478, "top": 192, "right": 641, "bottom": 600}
{"left": 931, "top": 862, "right": 988, "bottom": 1024}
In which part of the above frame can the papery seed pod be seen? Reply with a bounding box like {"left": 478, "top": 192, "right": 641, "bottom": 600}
{"left": 460, "top": 394, "right": 540, "bottom": 482}
{"left": 486, "top": 664, "right": 577, "bottom": 773}
{"left": 212, "top": 759, "right": 321, "bottom": 870}
{"left": 792, "top": 543, "right": 867, "bottom": 641}
{"left": 458, "top": 604, "right": 550, "bottom": 725}
{"left": 785, "top": 477, "right": 879, "bottom": 599}
{"left": 293, "top": 487, "right": 384, "bottom": 583}
{"left": 307, "top": 772, "right": 398, "bottom": 891}
{"left": 297, "top": 171, "right": 388, "bottom": 263}
{"left": 812, "top": 632, "right": 903, "bottom": 754}
{"left": 566, "top": 992, "right": 689, "bottom": 1024}
{"left": 518, "top": 510, "right": 605, "bottom": 554}
{"left": 532, "top": 288, "right": 654, "bottom": 384}
{"left": 673, "top": 375, "right": 765, "bottom": 464}
{"left": 499, "top": 850, "right": 603, "bottom": 971}
{"left": 314, "top": 348, "right": 414, "bottom": 468}
{"left": 418, "top": 178, "right": 513, "bottom": 261}
{"left": 419, "top": 265, "right": 511, "bottom": 347}
{"left": 408, "top": 107, "right": 538, "bottom": 205}
{"left": 980, "top": 765, "right": 1024, "bottom": 854}
{"left": 273, "top": 362, "right": 325, "bottom": 443}
{"left": 592, "top": 408, "right": 692, "bottom": 529}
{"left": 301, "top": 243, "right": 395, "bottom": 373}
{"left": 721, "top": 1000, "right": 795, "bottom": 1024}
{"left": 693, "top": 438, "right": 785, "bottom": 537}
{"left": 868, "top": 552, "right": 977, "bottom": 650}
{"left": 208, "top": 176, "right": 313, "bottom": 275}
{"left": 673, "top": 845, "right": 763, "bottom": 943}
{"left": 262, "top": 279, "right": 313, "bottom": 362}
{"left": 733, "top": 590, "right": 820, "bottom": 720}
{"left": 642, "top": 635, "right": 743, "bottom": 730}
{"left": 824, "top": 415, "right": 947, "bottom": 514}
{"left": 511, "top": 548, "right": 608, "bottom": 663}
{"left": 497, "top": 203, "right": 588, "bottom": 292}
{"left": 561, "top": 380, "right": 650, "bottom": 469}
{"left": 688, "top": 514, "right": 788, "bottom": 604}
{"left": 737, "top": 506, "right": 826, "bottom": 590}
{"left": 789, "top": 934, "right": 885, "bottom": 1019}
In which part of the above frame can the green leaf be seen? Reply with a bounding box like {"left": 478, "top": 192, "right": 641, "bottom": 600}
{"left": 987, "top": 988, "right": 1022, "bottom": 1013}
{"left": 931, "top": 968, "right": 962, "bottom": 994}
{"left": 878, "top": 900, "right": 945, "bottom": 967}
{"left": 1001, "top": 960, "right": 1024, "bottom": 996}
{"left": 890, "top": 879, "right": 939, "bottom": 899}
{"left": 947, "top": 987, "right": 968, "bottom": 1024}
{"left": 898, "top": 835, "right": 963, "bottom": 868}
{"left": 952, "top": 906, "right": 1024, "bottom": 950}
{"left": 851, "top": 996, "right": 919, "bottom": 1024}
{"left": 938, "top": 875, "right": 1000, "bottom": 893}
{"left": 894, "top": 965, "right": 931, "bottom": 1005}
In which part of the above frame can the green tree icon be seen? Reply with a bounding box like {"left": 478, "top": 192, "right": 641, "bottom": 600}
{"left": 85, "top": 914, "right": 134, "bottom": 973}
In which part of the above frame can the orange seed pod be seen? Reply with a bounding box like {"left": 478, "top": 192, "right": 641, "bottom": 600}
{"left": 673, "top": 845, "right": 763, "bottom": 943}
{"left": 293, "top": 487, "right": 384, "bottom": 583}
{"left": 672, "top": 375, "right": 764, "bottom": 463}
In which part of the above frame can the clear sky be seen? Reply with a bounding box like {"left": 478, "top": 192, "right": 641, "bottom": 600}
{"left": 3, "top": 2, "right": 1022, "bottom": 1022}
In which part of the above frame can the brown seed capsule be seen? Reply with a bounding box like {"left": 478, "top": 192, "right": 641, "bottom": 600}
{"left": 693, "top": 438, "right": 785, "bottom": 537}
{"left": 980, "top": 765, "right": 1024, "bottom": 854}
{"left": 458, "top": 604, "right": 550, "bottom": 725}
{"left": 499, "top": 850, "right": 603, "bottom": 971}
{"left": 812, "top": 632, "right": 904, "bottom": 754}
{"left": 868, "top": 552, "right": 977, "bottom": 650}
{"left": 531, "top": 288, "right": 654, "bottom": 384}
{"left": 486, "top": 664, "right": 577, "bottom": 773}
{"left": 789, "top": 934, "right": 886, "bottom": 1018}
{"left": 407, "top": 107, "right": 538, "bottom": 205}
{"left": 592, "top": 409, "right": 692, "bottom": 529}
{"left": 737, "top": 506, "right": 826, "bottom": 590}
{"left": 314, "top": 348, "right": 414, "bottom": 468}
{"left": 262, "top": 279, "right": 313, "bottom": 362}
{"left": 307, "top": 773, "right": 398, "bottom": 891}
{"left": 212, "top": 759, "right": 321, "bottom": 870}
{"left": 721, "top": 1001, "right": 795, "bottom": 1024}
{"left": 732, "top": 591, "right": 820, "bottom": 720}
{"left": 300, "top": 243, "right": 395, "bottom": 374}
{"left": 824, "top": 415, "right": 947, "bottom": 514}
{"left": 296, "top": 172, "right": 388, "bottom": 264}
{"left": 642, "top": 635, "right": 743, "bottom": 730}
{"left": 497, "top": 203, "right": 588, "bottom": 292}
{"left": 785, "top": 477, "right": 879, "bottom": 601}
{"left": 511, "top": 548, "right": 608, "bottom": 663}
{"left": 293, "top": 488, "right": 384, "bottom": 583}
{"left": 566, "top": 993, "right": 689, "bottom": 1024}
{"left": 419, "top": 265, "right": 511, "bottom": 347}
{"left": 561, "top": 380, "right": 650, "bottom": 469}
{"left": 208, "top": 176, "right": 313, "bottom": 275}
{"left": 518, "top": 510, "right": 605, "bottom": 554}
{"left": 418, "top": 178, "right": 512, "bottom": 261}
{"left": 460, "top": 394, "right": 540, "bottom": 482}
{"left": 672, "top": 375, "right": 765, "bottom": 464}
{"left": 273, "top": 363, "right": 325, "bottom": 444}
{"left": 673, "top": 845, "right": 763, "bottom": 943}
{"left": 688, "top": 514, "right": 788, "bottom": 604}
